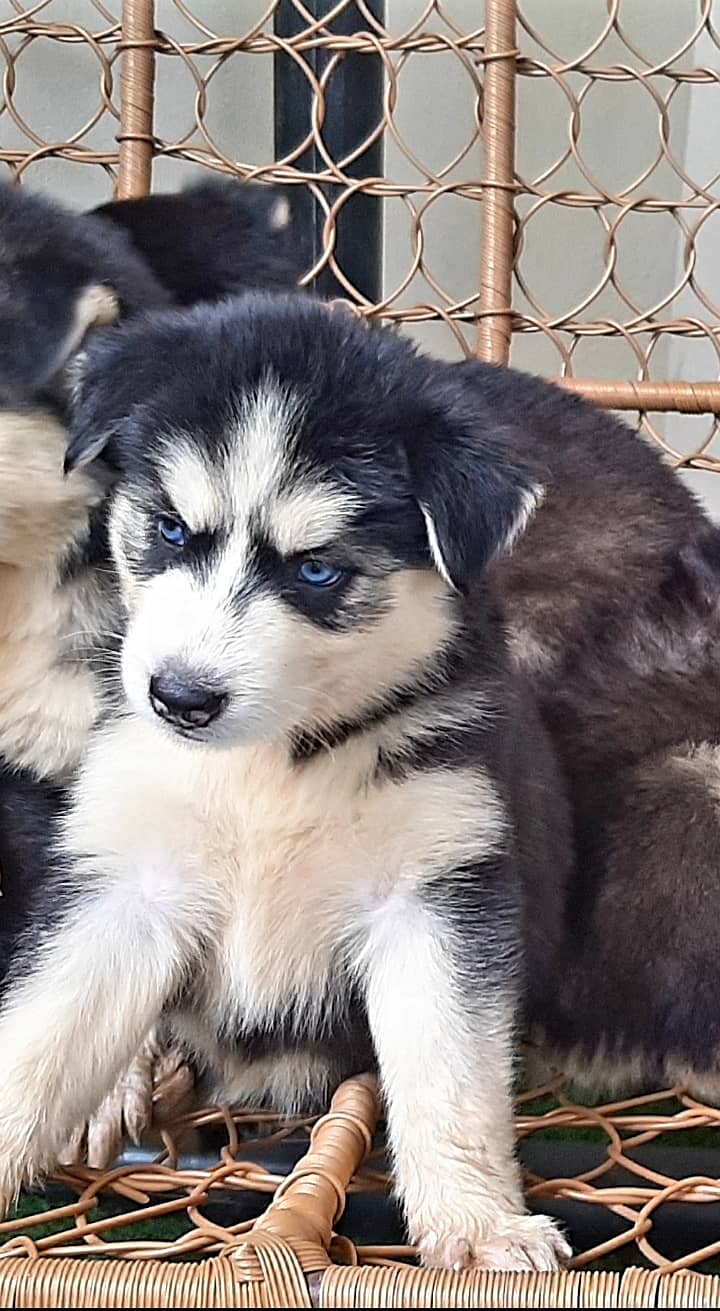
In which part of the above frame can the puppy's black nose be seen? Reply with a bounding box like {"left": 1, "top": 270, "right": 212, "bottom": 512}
{"left": 149, "top": 672, "right": 227, "bottom": 729}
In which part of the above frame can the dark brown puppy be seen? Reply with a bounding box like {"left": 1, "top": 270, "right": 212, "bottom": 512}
{"left": 522, "top": 529, "right": 720, "bottom": 1095}
{"left": 453, "top": 360, "right": 719, "bottom": 1094}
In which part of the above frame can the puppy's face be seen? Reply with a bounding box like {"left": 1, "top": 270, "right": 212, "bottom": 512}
{"left": 69, "top": 296, "right": 541, "bottom": 747}
{"left": 110, "top": 382, "right": 460, "bottom": 744}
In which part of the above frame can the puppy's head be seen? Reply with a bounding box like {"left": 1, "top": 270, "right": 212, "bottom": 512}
{"left": 0, "top": 183, "right": 170, "bottom": 405}
{"left": 68, "top": 295, "right": 541, "bottom": 746}
{"left": 92, "top": 178, "right": 299, "bottom": 306}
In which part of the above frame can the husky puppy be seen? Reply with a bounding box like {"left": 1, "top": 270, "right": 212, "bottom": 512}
{"left": 0, "top": 179, "right": 171, "bottom": 1162}
{"left": 0, "top": 295, "right": 572, "bottom": 1271}
{"left": 0, "top": 180, "right": 299, "bottom": 1163}
{"left": 0, "top": 182, "right": 169, "bottom": 785}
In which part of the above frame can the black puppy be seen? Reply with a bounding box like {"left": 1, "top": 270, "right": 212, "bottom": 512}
{"left": 93, "top": 177, "right": 298, "bottom": 305}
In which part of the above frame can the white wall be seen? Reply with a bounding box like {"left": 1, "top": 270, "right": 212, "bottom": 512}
{"left": 383, "top": 1, "right": 720, "bottom": 513}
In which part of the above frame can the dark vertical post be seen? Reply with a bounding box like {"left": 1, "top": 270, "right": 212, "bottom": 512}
{"left": 274, "top": 1, "right": 384, "bottom": 302}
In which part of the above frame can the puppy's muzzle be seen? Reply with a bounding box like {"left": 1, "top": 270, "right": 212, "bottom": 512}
{"left": 149, "top": 671, "right": 227, "bottom": 731}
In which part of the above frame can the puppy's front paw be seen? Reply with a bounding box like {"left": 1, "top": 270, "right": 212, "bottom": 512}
{"left": 418, "top": 1213, "right": 571, "bottom": 1272}
{"left": 471, "top": 1214, "right": 571, "bottom": 1271}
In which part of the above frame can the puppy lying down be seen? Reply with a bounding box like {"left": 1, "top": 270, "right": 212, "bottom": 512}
{"left": 0, "top": 296, "right": 573, "bottom": 1271}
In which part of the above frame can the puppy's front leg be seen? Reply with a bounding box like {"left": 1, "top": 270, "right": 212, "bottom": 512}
{"left": 0, "top": 861, "right": 199, "bottom": 1214}
{"left": 362, "top": 887, "right": 570, "bottom": 1272}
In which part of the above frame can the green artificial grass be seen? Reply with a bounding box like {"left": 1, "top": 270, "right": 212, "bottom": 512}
{"left": 8, "top": 1192, "right": 193, "bottom": 1245}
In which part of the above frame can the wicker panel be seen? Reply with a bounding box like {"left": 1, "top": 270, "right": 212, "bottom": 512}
{"left": 3, "top": 4, "right": 719, "bottom": 423}
{"left": 513, "top": 1, "right": 720, "bottom": 470}
{"left": 0, "top": 0, "right": 124, "bottom": 206}
{"left": 4, "top": 1078, "right": 720, "bottom": 1303}
{"left": 134, "top": 1, "right": 720, "bottom": 439}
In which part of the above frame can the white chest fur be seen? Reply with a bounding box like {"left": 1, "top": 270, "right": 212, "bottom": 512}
{"left": 63, "top": 714, "right": 503, "bottom": 1042}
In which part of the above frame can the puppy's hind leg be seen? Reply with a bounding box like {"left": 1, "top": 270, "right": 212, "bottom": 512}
{"left": 530, "top": 743, "right": 720, "bottom": 1100}
{"left": 59, "top": 1027, "right": 196, "bottom": 1169}
{"left": 0, "top": 859, "right": 202, "bottom": 1214}
{"left": 361, "top": 883, "right": 570, "bottom": 1272}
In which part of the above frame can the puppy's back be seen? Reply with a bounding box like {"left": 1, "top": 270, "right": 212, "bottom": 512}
{"left": 93, "top": 179, "right": 300, "bottom": 305}
{"left": 453, "top": 362, "right": 705, "bottom": 666}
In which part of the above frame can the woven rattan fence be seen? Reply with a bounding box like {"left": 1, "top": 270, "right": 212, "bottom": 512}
{"left": 3, "top": 1, "right": 720, "bottom": 1305}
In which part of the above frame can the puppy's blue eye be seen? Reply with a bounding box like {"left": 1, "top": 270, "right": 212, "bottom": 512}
{"left": 297, "top": 559, "right": 343, "bottom": 587}
{"left": 158, "top": 517, "right": 186, "bottom": 548}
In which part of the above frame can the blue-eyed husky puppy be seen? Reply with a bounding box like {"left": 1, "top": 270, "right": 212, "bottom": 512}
{"left": 0, "top": 295, "right": 572, "bottom": 1271}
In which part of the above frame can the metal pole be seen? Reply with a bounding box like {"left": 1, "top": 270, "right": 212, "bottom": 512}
{"left": 274, "top": 2, "right": 384, "bottom": 302}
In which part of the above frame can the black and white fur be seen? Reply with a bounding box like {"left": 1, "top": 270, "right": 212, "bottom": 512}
{"left": 0, "top": 179, "right": 299, "bottom": 1164}
{"left": 0, "top": 295, "right": 572, "bottom": 1271}
{"left": 0, "top": 177, "right": 297, "bottom": 785}
{"left": 0, "top": 182, "right": 168, "bottom": 785}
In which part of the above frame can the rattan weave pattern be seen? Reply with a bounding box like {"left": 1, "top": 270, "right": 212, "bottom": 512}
{"left": 5, "top": 1078, "right": 720, "bottom": 1304}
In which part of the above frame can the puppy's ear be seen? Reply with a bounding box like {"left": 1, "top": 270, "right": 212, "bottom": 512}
{"left": 64, "top": 331, "right": 148, "bottom": 473}
{"left": 64, "top": 316, "right": 179, "bottom": 473}
{"left": 402, "top": 419, "right": 542, "bottom": 593}
{"left": 63, "top": 349, "right": 114, "bottom": 472}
